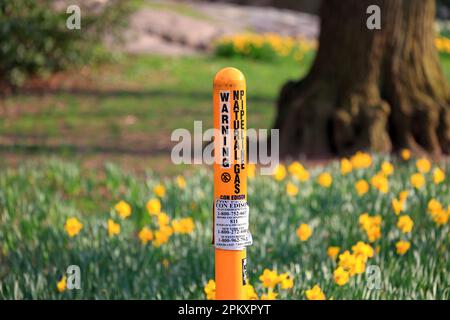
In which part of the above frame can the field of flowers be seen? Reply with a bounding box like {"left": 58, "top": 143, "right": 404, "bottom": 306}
{"left": 0, "top": 151, "right": 448, "bottom": 300}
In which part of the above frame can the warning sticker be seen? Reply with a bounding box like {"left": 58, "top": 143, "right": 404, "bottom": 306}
{"left": 214, "top": 199, "right": 252, "bottom": 250}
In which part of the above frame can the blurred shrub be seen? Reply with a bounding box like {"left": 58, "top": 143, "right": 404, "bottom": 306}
{"left": 214, "top": 33, "right": 317, "bottom": 62}
{"left": 0, "top": 0, "right": 133, "bottom": 89}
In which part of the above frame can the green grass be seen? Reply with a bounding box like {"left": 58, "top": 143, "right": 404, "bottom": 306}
{"left": 0, "top": 155, "right": 448, "bottom": 299}
{"left": 0, "top": 54, "right": 314, "bottom": 173}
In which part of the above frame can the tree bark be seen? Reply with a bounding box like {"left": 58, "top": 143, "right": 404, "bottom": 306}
{"left": 275, "top": 0, "right": 450, "bottom": 159}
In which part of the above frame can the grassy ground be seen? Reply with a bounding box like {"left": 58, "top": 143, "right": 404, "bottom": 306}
{"left": 0, "top": 53, "right": 314, "bottom": 174}
{"left": 0, "top": 155, "right": 448, "bottom": 299}
{"left": 1, "top": 53, "right": 449, "bottom": 175}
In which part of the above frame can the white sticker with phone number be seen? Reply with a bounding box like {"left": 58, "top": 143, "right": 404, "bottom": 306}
{"left": 214, "top": 199, "right": 252, "bottom": 250}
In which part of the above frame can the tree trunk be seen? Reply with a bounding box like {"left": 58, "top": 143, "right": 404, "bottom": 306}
{"left": 274, "top": 0, "right": 450, "bottom": 159}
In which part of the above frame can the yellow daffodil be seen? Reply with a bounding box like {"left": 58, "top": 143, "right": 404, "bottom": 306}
{"left": 259, "top": 269, "right": 279, "bottom": 289}
{"left": 381, "top": 161, "right": 394, "bottom": 176}
{"left": 64, "top": 217, "right": 83, "bottom": 237}
{"left": 399, "top": 190, "right": 409, "bottom": 203}
{"left": 146, "top": 198, "right": 161, "bottom": 216}
{"left": 305, "top": 285, "right": 326, "bottom": 300}
{"left": 359, "top": 213, "right": 382, "bottom": 242}
{"left": 204, "top": 279, "right": 216, "bottom": 300}
{"left": 355, "top": 179, "right": 369, "bottom": 196}
{"left": 432, "top": 207, "right": 449, "bottom": 226}
{"left": 57, "top": 276, "right": 66, "bottom": 293}
{"left": 391, "top": 198, "right": 404, "bottom": 215}
{"left": 247, "top": 164, "right": 256, "bottom": 178}
{"left": 296, "top": 223, "right": 312, "bottom": 241}
{"left": 327, "top": 246, "right": 340, "bottom": 260}
{"left": 317, "top": 172, "right": 332, "bottom": 188}
{"left": 350, "top": 151, "right": 372, "bottom": 169}
{"left": 138, "top": 226, "right": 153, "bottom": 244}
{"left": 333, "top": 267, "right": 350, "bottom": 286}
{"left": 286, "top": 182, "right": 299, "bottom": 197}
{"left": 432, "top": 168, "right": 445, "bottom": 184}
{"left": 351, "top": 241, "right": 374, "bottom": 262}
{"left": 400, "top": 149, "right": 411, "bottom": 160}
{"left": 176, "top": 176, "right": 186, "bottom": 189}
{"left": 278, "top": 273, "right": 294, "bottom": 289}
{"left": 396, "top": 241, "right": 411, "bottom": 255}
{"left": 153, "top": 184, "right": 166, "bottom": 198}
{"left": 340, "top": 158, "right": 353, "bottom": 175}
{"left": 114, "top": 200, "right": 131, "bottom": 219}
{"left": 370, "top": 173, "right": 389, "bottom": 193}
{"left": 273, "top": 164, "right": 287, "bottom": 181}
{"left": 157, "top": 212, "right": 170, "bottom": 227}
{"left": 107, "top": 219, "right": 120, "bottom": 237}
{"left": 288, "top": 161, "right": 310, "bottom": 181}
{"left": 416, "top": 158, "right": 431, "bottom": 173}
{"left": 397, "top": 215, "right": 414, "bottom": 233}
{"left": 261, "top": 290, "right": 278, "bottom": 300}
{"left": 244, "top": 284, "right": 258, "bottom": 299}
{"left": 410, "top": 173, "right": 425, "bottom": 189}
{"left": 172, "top": 217, "right": 195, "bottom": 234}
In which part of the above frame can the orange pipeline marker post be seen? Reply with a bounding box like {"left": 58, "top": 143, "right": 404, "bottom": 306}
{"left": 213, "top": 67, "right": 252, "bottom": 300}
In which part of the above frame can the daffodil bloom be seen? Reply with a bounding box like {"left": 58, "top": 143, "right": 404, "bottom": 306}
{"left": 416, "top": 158, "right": 431, "bottom": 173}
{"left": 288, "top": 162, "right": 310, "bottom": 181}
{"left": 278, "top": 273, "right": 294, "bottom": 289}
{"left": 157, "top": 212, "right": 170, "bottom": 227}
{"left": 138, "top": 226, "right": 153, "bottom": 244}
{"left": 172, "top": 217, "right": 195, "bottom": 234}
{"left": 259, "top": 269, "right": 279, "bottom": 289}
{"left": 350, "top": 151, "right": 372, "bottom": 169}
{"left": 107, "top": 219, "right": 120, "bottom": 237}
{"left": 247, "top": 164, "right": 256, "bottom": 178}
{"left": 432, "top": 168, "right": 445, "bottom": 184}
{"left": 351, "top": 241, "right": 374, "bottom": 262}
{"left": 399, "top": 190, "right": 409, "bottom": 203}
{"left": 153, "top": 184, "right": 166, "bottom": 198}
{"left": 64, "top": 217, "right": 83, "bottom": 237}
{"left": 146, "top": 198, "right": 161, "bottom": 216}
{"left": 286, "top": 182, "right": 299, "bottom": 197}
{"left": 273, "top": 164, "right": 287, "bottom": 181}
{"left": 355, "top": 179, "right": 369, "bottom": 196}
{"left": 432, "top": 208, "right": 449, "bottom": 226}
{"left": 391, "top": 198, "right": 404, "bottom": 215}
{"left": 400, "top": 149, "right": 411, "bottom": 160}
{"left": 359, "top": 213, "right": 382, "bottom": 242}
{"left": 410, "top": 173, "right": 425, "bottom": 189}
{"left": 396, "top": 241, "right": 411, "bottom": 255}
{"left": 370, "top": 173, "right": 389, "bottom": 193}
{"left": 427, "top": 199, "right": 443, "bottom": 216}
{"left": 204, "top": 279, "right": 216, "bottom": 300}
{"left": 333, "top": 267, "right": 350, "bottom": 286}
{"left": 261, "top": 290, "right": 278, "bottom": 300}
{"left": 153, "top": 228, "right": 171, "bottom": 247}
{"left": 114, "top": 200, "right": 131, "bottom": 219}
{"left": 366, "top": 225, "right": 382, "bottom": 242}
{"left": 176, "top": 176, "right": 186, "bottom": 189}
{"left": 397, "top": 215, "right": 414, "bottom": 233}
{"left": 244, "top": 284, "right": 258, "bottom": 299}
{"left": 340, "top": 158, "right": 353, "bottom": 175}
{"left": 305, "top": 285, "right": 326, "bottom": 300}
{"left": 317, "top": 172, "right": 333, "bottom": 188}
{"left": 57, "top": 276, "right": 66, "bottom": 293}
{"left": 381, "top": 161, "right": 394, "bottom": 176}
{"left": 296, "top": 223, "right": 312, "bottom": 241}
{"left": 327, "top": 246, "right": 340, "bottom": 259}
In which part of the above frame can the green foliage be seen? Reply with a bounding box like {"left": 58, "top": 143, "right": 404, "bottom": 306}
{"left": 0, "top": 0, "right": 132, "bottom": 88}
{"left": 0, "top": 156, "right": 448, "bottom": 299}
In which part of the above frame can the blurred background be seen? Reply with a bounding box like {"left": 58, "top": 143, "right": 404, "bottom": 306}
{"left": 1, "top": 0, "right": 449, "bottom": 175}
